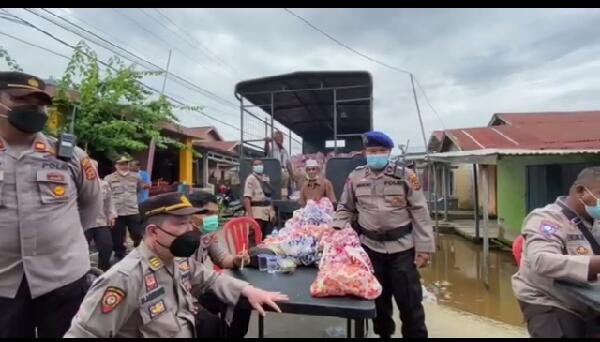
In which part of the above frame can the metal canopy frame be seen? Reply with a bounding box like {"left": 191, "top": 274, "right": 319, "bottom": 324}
{"left": 234, "top": 71, "right": 374, "bottom": 158}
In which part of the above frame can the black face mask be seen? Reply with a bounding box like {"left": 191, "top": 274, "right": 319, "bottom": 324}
{"left": 6, "top": 105, "right": 48, "bottom": 134}
{"left": 156, "top": 226, "right": 201, "bottom": 257}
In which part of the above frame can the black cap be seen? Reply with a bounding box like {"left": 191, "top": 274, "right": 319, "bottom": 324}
{"left": 0, "top": 71, "right": 52, "bottom": 104}
{"left": 140, "top": 192, "right": 202, "bottom": 219}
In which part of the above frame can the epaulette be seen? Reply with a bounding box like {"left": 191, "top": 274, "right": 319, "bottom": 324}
{"left": 116, "top": 253, "right": 143, "bottom": 276}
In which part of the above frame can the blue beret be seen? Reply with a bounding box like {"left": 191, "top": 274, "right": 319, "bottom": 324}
{"left": 363, "top": 131, "right": 394, "bottom": 149}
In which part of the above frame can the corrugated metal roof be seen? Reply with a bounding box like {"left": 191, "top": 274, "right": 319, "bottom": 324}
{"left": 427, "top": 148, "right": 600, "bottom": 165}
{"left": 440, "top": 113, "right": 600, "bottom": 151}
{"left": 492, "top": 111, "right": 600, "bottom": 126}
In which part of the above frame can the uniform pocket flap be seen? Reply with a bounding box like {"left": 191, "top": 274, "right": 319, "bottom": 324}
{"left": 355, "top": 186, "right": 372, "bottom": 197}
{"left": 36, "top": 169, "right": 68, "bottom": 184}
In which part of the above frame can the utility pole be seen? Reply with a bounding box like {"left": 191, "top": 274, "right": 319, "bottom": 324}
{"left": 147, "top": 49, "right": 172, "bottom": 179}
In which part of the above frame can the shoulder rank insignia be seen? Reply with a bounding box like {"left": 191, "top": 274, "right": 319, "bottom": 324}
{"left": 148, "top": 256, "right": 163, "bottom": 270}
{"left": 178, "top": 260, "right": 190, "bottom": 273}
{"left": 101, "top": 286, "right": 126, "bottom": 314}
{"left": 148, "top": 299, "right": 166, "bottom": 319}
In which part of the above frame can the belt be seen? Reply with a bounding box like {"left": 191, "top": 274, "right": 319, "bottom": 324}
{"left": 251, "top": 200, "right": 271, "bottom": 206}
{"left": 355, "top": 223, "right": 413, "bottom": 241}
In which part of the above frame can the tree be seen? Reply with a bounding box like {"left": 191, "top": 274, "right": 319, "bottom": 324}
{"left": 53, "top": 41, "right": 198, "bottom": 161}
{"left": 0, "top": 45, "right": 23, "bottom": 71}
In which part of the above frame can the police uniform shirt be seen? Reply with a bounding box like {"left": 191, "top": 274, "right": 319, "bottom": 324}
{"left": 0, "top": 133, "right": 102, "bottom": 299}
{"left": 65, "top": 241, "right": 249, "bottom": 338}
{"left": 332, "top": 164, "right": 435, "bottom": 254}
{"left": 511, "top": 197, "right": 599, "bottom": 318}
{"left": 104, "top": 171, "right": 141, "bottom": 216}
{"left": 196, "top": 233, "right": 229, "bottom": 268}
{"left": 243, "top": 173, "right": 271, "bottom": 221}
{"left": 94, "top": 179, "right": 117, "bottom": 228}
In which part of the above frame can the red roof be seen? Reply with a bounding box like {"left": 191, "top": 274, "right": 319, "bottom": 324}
{"left": 439, "top": 111, "right": 600, "bottom": 151}
{"left": 195, "top": 140, "right": 240, "bottom": 155}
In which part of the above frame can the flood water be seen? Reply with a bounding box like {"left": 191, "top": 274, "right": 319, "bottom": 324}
{"left": 420, "top": 233, "right": 525, "bottom": 327}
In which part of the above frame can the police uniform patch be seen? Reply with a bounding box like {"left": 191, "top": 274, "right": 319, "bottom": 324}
{"left": 53, "top": 185, "right": 66, "bottom": 197}
{"left": 47, "top": 172, "right": 65, "bottom": 182}
{"left": 386, "top": 196, "right": 407, "bottom": 207}
{"left": 81, "top": 157, "right": 98, "bottom": 181}
{"left": 144, "top": 273, "right": 158, "bottom": 292}
{"left": 100, "top": 287, "right": 126, "bottom": 314}
{"left": 576, "top": 246, "right": 590, "bottom": 255}
{"left": 148, "top": 256, "right": 162, "bottom": 270}
{"left": 34, "top": 142, "right": 46, "bottom": 152}
{"left": 178, "top": 260, "right": 190, "bottom": 273}
{"left": 141, "top": 286, "right": 165, "bottom": 304}
{"left": 148, "top": 299, "right": 166, "bottom": 319}
{"left": 539, "top": 221, "right": 559, "bottom": 236}
{"left": 408, "top": 172, "right": 421, "bottom": 190}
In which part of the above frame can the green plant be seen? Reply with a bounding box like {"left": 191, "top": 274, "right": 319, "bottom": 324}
{"left": 53, "top": 41, "right": 200, "bottom": 160}
{"left": 0, "top": 45, "right": 23, "bottom": 71}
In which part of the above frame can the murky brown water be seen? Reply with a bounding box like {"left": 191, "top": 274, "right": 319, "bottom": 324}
{"left": 420, "top": 233, "right": 525, "bottom": 327}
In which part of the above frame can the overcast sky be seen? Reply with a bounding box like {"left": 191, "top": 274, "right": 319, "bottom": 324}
{"left": 2, "top": 8, "right": 600, "bottom": 153}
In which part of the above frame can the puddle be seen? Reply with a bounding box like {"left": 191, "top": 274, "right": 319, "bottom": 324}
{"left": 420, "top": 233, "right": 525, "bottom": 327}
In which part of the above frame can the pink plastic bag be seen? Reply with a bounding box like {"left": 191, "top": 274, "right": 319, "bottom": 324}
{"left": 310, "top": 228, "right": 382, "bottom": 300}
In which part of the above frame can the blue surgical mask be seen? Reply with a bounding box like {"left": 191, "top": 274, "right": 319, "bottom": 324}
{"left": 202, "top": 215, "right": 220, "bottom": 232}
{"left": 366, "top": 154, "right": 389, "bottom": 170}
{"left": 253, "top": 165, "right": 264, "bottom": 174}
{"left": 582, "top": 188, "right": 600, "bottom": 219}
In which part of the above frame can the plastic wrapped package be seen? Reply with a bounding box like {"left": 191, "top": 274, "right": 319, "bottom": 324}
{"left": 310, "top": 227, "right": 382, "bottom": 300}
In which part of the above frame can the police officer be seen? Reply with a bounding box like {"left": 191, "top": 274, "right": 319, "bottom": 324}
{"left": 85, "top": 159, "right": 117, "bottom": 272}
{"left": 105, "top": 155, "right": 144, "bottom": 260}
{"left": 332, "top": 131, "right": 435, "bottom": 338}
{"left": 243, "top": 158, "right": 275, "bottom": 245}
{"left": 189, "top": 191, "right": 252, "bottom": 338}
{"left": 64, "top": 192, "right": 289, "bottom": 338}
{"left": 0, "top": 71, "right": 102, "bottom": 337}
{"left": 512, "top": 167, "right": 600, "bottom": 338}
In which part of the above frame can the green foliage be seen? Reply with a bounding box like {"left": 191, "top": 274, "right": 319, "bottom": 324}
{"left": 0, "top": 45, "right": 23, "bottom": 71}
{"left": 53, "top": 41, "right": 200, "bottom": 160}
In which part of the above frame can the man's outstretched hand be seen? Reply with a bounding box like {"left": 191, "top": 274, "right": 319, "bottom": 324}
{"left": 241, "top": 286, "right": 289, "bottom": 316}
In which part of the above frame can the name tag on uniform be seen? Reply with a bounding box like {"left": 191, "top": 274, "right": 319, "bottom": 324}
{"left": 356, "top": 182, "right": 371, "bottom": 188}
{"left": 141, "top": 286, "right": 165, "bottom": 304}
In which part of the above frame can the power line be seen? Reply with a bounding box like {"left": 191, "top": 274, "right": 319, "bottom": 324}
{"left": 0, "top": 10, "right": 247, "bottom": 136}
{"left": 151, "top": 8, "right": 239, "bottom": 75}
{"left": 0, "top": 30, "right": 71, "bottom": 60}
{"left": 414, "top": 78, "right": 446, "bottom": 130}
{"left": 283, "top": 8, "right": 447, "bottom": 131}
{"left": 28, "top": 8, "right": 241, "bottom": 111}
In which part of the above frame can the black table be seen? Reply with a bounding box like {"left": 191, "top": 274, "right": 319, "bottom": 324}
{"left": 226, "top": 267, "right": 377, "bottom": 338}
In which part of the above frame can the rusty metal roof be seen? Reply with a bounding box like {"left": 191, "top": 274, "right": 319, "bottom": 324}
{"left": 438, "top": 111, "right": 600, "bottom": 151}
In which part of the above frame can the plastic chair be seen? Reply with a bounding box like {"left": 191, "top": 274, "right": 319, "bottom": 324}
{"left": 512, "top": 235, "right": 525, "bottom": 266}
{"left": 222, "top": 217, "right": 263, "bottom": 255}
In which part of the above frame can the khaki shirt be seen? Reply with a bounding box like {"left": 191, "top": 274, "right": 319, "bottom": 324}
{"left": 0, "top": 133, "right": 102, "bottom": 299}
{"left": 94, "top": 179, "right": 117, "bottom": 228}
{"left": 105, "top": 171, "right": 141, "bottom": 216}
{"left": 299, "top": 177, "right": 336, "bottom": 206}
{"left": 65, "top": 241, "right": 249, "bottom": 338}
{"left": 195, "top": 233, "right": 229, "bottom": 268}
{"left": 243, "top": 173, "right": 273, "bottom": 221}
{"left": 332, "top": 164, "right": 435, "bottom": 254}
{"left": 511, "top": 197, "right": 599, "bottom": 317}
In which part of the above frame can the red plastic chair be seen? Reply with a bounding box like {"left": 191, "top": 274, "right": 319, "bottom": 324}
{"left": 512, "top": 235, "right": 525, "bottom": 267}
{"left": 222, "top": 217, "right": 263, "bottom": 254}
